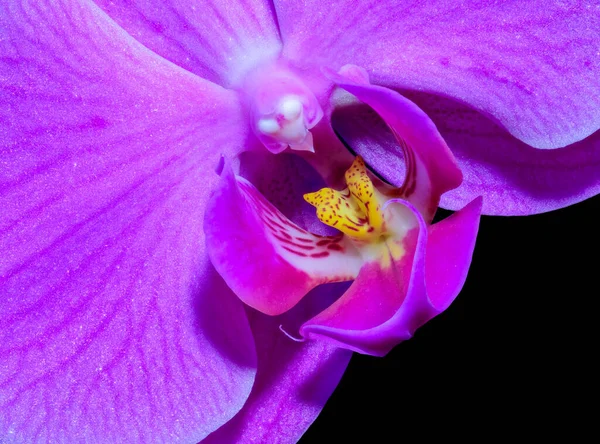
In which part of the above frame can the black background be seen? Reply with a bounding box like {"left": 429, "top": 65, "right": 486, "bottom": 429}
{"left": 301, "top": 193, "right": 598, "bottom": 441}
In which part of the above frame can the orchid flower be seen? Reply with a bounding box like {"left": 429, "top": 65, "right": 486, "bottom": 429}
{"left": 1, "top": 1, "right": 599, "bottom": 444}
{"left": 204, "top": 63, "right": 482, "bottom": 357}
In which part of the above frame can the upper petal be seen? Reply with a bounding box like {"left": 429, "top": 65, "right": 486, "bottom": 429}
{"left": 94, "top": 0, "right": 282, "bottom": 86}
{"left": 276, "top": 0, "right": 600, "bottom": 148}
{"left": 0, "top": 2, "right": 255, "bottom": 442}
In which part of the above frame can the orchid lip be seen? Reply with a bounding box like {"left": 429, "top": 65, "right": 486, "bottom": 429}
{"left": 204, "top": 151, "right": 481, "bottom": 358}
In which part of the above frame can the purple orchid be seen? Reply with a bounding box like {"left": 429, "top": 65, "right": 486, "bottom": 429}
{"left": 1, "top": 1, "right": 599, "bottom": 443}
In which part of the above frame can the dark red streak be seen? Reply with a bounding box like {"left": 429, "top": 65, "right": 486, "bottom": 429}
{"left": 282, "top": 246, "right": 308, "bottom": 257}
{"left": 273, "top": 234, "right": 315, "bottom": 250}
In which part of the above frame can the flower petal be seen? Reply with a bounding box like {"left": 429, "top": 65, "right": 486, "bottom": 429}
{"left": 0, "top": 2, "right": 255, "bottom": 442}
{"left": 300, "top": 198, "right": 481, "bottom": 356}
{"left": 204, "top": 284, "right": 352, "bottom": 443}
{"left": 94, "top": 0, "right": 281, "bottom": 86}
{"left": 277, "top": 0, "right": 600, "bottom": 148}
{"left": 426, "top": 197, "right": 483, "bottom": 310}
{"left": 205, "top": 160, "right": 362, "bottom": 316}
{"left": 328, "top": 67, "right": 462, "bottom": 221}
{"left": 407, "top": 92, "right": 600, "bottom": 215}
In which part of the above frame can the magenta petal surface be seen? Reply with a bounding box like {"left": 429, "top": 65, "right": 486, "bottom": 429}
{"left": 94, "top": 0, "right": 281, "bottom": 86}
{"left": 277, "top": 0, "right": 600, "bottom": 148}
{"left": 329, "top": 68, "right": 462, "bottom": 221}
{"left": 407, "top": 93, "right": 600, "bottom": 215}
{"left": 301, "top": 199, "right": 481, "bottom": 357}
{"left": 426, "top": 197, "right": 483, "bottom": 310}
{"left": 204, "top": 284, "right": 352, "bottom": 444}
{"left": 0, "top": 2, "right": 256, "bottom": 442}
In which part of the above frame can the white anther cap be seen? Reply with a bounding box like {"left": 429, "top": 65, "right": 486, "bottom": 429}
{"left": 257, "top": 118, "right": 280, "bottom": 134}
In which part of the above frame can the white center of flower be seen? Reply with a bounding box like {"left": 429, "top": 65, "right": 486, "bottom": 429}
{"left": 244, "top": 65, "right": 323, "bottom": 155}
{"left": 280, "top": 96, "right": 302, "bottom": 120}
{"left": 257, "top": 118, "right": 280, "bottom": 134}
{"left": 256, "top": 95, "right": 315, "bottom": 152}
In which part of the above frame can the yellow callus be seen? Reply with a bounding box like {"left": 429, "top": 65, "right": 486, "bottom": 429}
{"left": 304, "top": 157, "right": 385, "bottom": 242}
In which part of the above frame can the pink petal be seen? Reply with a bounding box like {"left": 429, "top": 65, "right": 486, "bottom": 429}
{"left": 205, "top": 160, "right": 362, "bottom": 316}
{"left": 301, "top": 198, "right": 481, "bottom": 357}
{"left": 0, "top": 2, "right": 255, "bottom": 442}
{"left": 328, "top": 67, "right": 462, "bottom": 221}
{"left": 94, "top": 0, "right": 281, "bottom": 86}
{"left": 426, "top": 197, "right": 483, "bottom": 310}
{"left": 204, "top": 284, "right": 352, "bottom": 443}
{"left": 407, "top": 92, "right": 600, "bottom": 215}
{"left": 277, "top": 0, "right": 600, "bottom": 148}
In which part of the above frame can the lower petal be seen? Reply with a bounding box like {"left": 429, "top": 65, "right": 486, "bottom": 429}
{"left": 237, "top": 150, "right": 337, "bottom": 235}
{"left": 301, "top": 198, "right": 481, "bottom": 356}
{"left": 203, "top": 284, "right": 352, "bottom": 443}
{"left": 205, "top": 160, "right": 362, "bottom": 316}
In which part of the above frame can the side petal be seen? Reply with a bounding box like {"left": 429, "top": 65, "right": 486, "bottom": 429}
{"left": 406, "top": 92, "right": 600, "bottom": 215}
{"left": 94, "top": 0, "right": 281, "bottom": 86}
{"left": 203, "top": 284, "right": 352, "bottom": 443}
{"left": 277, "top": 0, "right": 600, "bottom": 148}
{"left": 0, "top": 2, "right": 255, "bottom": 442}
{"left": 300, "top": 198, "right": 481, "bottom": 356}
{"left": 328, "top": 67, "right": 462, "bottom": 221}
{"left": 205, "top": 161, "right": 363, "bottom": 316}
{"left": 426, "top": 197, "right": 483, "bottom": 311}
